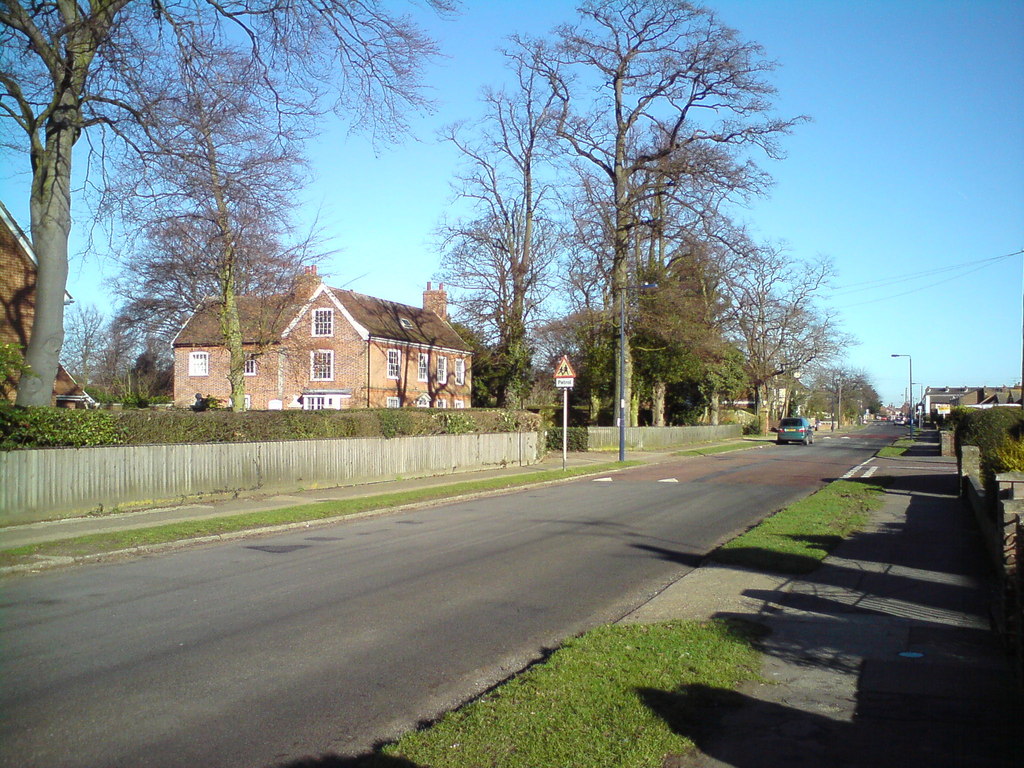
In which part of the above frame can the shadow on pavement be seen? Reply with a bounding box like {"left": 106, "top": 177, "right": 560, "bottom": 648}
{"left": 638, "top": 681, "right": 1021, "bottom": 768}
{"left": 661, "top": 453, "right": 1024, "bottom": 767}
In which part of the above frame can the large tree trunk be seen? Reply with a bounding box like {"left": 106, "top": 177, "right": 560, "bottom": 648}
{"left": 17, "top": 122, "right": 76, "bottom": 406}
{"left": 755, "top": 382, "right": 770, "bottom": 435}
{"left": 652, "top": 381, "right": 666, "bottom": 426}
{"left": 710, "top": 391, "right": 721, "bottom": 426}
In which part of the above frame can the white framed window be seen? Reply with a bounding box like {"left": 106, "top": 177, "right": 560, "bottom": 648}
{"left": 435, "top": 399, "right": 448, "bottom": 409}
{"left": 455, "top": 358, "right": 466, "bottom": 385}
{"left": 454, "top": 399, "right": 465, "bottom": 409}
{"left": 437, "top": 356, "right": 448, "bottom": 385}
{"left": 312, "top": 308, "right": 334, "bottom": 337}
{"left": 188, "top": 351, "right": 209, "bottom": 377}
{"left": 244, "top": 354, "right": 258, "bottom": 376}
{"left": 310, "top": 350, "right": 334, "bottom": 381}
{"left": 415, "top": 393, "right": 431, "bottom": 408}
{"left": 243, "top": 394, "right": 252, "bottom": 410}
{"left": 304, "top": 395, "right": 327, "bottom": 410}
{"left": 387, "top": 349, "right": 401, "bottom": 379}
{"left": 386, "top": 396, "right": 401, "bottom": 408}
{"left": 418, "top": 352, "right": 429, "bottom": 382}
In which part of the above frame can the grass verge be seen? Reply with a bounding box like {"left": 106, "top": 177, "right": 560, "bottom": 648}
{"left": 366, "top": 619, "right": 764, "bottom": 768}
{"left": 711, "top": 478, "right": 888, "bottom": 574}
{"left": 348, "top": 470, "right": 888, "bottom": 766}
{"left": 877, "top": 438, "right": 915, "bottom": 458}
{"left": 0, "top": 462, "right": 638, "bottom": 569}
{"left": 674, "top": 441, "right": 762, "bottom": 457}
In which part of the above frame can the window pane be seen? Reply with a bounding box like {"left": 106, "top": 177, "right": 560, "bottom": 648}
{"left": 313, "top": 309, "right": 334, "bottom": 336}
{"left": 189, "top": 352, "right": 209, "bottom": 377}
{"left": 311, "top": 351, "right": 334, "bottom": 380}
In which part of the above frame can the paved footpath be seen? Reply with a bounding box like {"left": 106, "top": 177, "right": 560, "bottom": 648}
{"left": 623, "top": 434, "right": 1022, "bottom": 767}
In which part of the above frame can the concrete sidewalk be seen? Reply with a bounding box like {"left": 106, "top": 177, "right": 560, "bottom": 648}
{"left": 623, "top": 432, "right": 1022, "bottom": 767}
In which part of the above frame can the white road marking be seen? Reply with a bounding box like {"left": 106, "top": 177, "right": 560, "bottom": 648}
{"left": 593, "top": 477, "right": 613, "bottom": 482}
{"left": 863, "top": 466, "right": 879, "bottom": 478}
{"left": 658, "top": 478, "right": 679, "bottom": 483}
{"left": 841, "top": 458, "right": 874, "bottom": 479}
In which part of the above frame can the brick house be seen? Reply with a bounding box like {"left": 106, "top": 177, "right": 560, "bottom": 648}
{"left": 0, "top": 201, "right": 91, "bottom": 406}
{"left": 172, "top": 269, "right": 472, "bottom": 409}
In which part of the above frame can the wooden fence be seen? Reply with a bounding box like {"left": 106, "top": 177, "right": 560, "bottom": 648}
{"left": 0, "top": 431, "right": 540, "bottom": 523}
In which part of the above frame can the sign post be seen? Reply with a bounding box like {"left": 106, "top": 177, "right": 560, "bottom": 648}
{"left": 553, "top": 356, "right": 576, "bottom": 470}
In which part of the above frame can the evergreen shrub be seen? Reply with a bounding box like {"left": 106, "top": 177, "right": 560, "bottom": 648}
{"left": 0, "top": 405, "right": 124, "bottom": 449}
{"left": 0, "top": 406, "right": 541, "bottom": 450}
{"left": 546, "top": 427, "right": 589, "bottom": 452}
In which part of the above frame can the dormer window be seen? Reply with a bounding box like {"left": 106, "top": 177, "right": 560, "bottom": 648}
{"left": 313, "top": 308, "right": 334, "bottom": 337}
{"left": 399, "top": 317, "right": 414, "bottom": 330}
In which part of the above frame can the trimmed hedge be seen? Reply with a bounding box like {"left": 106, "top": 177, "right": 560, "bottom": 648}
{"left": 955, "top": 407, "right": 1024, "bottom": 504}
{"left": 0, "top": 404, "right": 541, "bottom": 450}
{"left": 546, "top": 427, "right": 589, "bottom": 452}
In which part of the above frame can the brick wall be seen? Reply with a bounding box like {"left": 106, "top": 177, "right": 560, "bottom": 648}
{"left": 0, "top": 218, "right": 36, "bottom": 400}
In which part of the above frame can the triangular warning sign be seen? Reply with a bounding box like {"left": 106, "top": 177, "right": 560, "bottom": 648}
{"left": 554, "top": 355, "right": 576, "bottom": 378}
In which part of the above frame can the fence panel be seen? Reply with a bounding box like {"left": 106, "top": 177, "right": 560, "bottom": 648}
{"left": 0, "top": 432, "right": 540, "bottom": 523}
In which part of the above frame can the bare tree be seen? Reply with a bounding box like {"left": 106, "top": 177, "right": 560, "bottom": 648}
{"left": 721, "top": 242, "right": 852, "bottom": 433}
{"left": 528, "top": 0, "right": 805, "bottom": 426}
{"left": 60, "top": 303, "right": 107, "bottom": 389}
{"left": 437, "top": 41, "right": 560, "bottom": 407}
{"left": 0, "top": 0, "right": 454, "bottom": 406}
{"left": 106, "top": 30, "right": 324, "bottom": 410}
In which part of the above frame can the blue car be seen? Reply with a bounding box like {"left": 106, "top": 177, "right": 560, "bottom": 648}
{"left": 777, "top": 417, "right": 814, "bottom": 445}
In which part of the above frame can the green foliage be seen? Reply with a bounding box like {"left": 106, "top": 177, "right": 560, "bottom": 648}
{"left": 0, "top": 407, "right": 541, "bottom": 450}
{"left": 0, "top": 405, "right": 125, "bottom": 450}
{"left": 435, "top": 411, "right": 477, "bottom": 435}
{"left": 376, "top": 408, "right": 419, "bottom": 439}
{"left": 0, "top": 342, "right": 29, "bottom": 389}
{"left": 988, "top": 433, "right": 1024, "bottom": 476}
{"left": 955, "top": 408, "right": 1024, "bottom": 505}
{"left": 546, "top": 426, "right": 589, "bottom": 452}
{"left": 955, "top": 407, "right": 1024, "bottom": 453}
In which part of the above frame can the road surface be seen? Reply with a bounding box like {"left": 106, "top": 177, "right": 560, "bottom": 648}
{"left": 0, "top": 427, "right": 895, "bottom": 767}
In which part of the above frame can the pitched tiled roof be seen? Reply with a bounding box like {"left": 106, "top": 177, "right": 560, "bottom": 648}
{"left": 173, "top": 294, "right": 302, "bottom": 347}
{"left": 334, "top": 288, "right": 470, "bottom": 352}
{"left": 173, "top": 284, "right": 471, "bottom": 352}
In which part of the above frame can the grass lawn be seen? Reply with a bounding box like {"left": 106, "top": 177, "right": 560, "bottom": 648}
{"left": 877, "top": 438, "right": 915, "bottom": 458}
{"left": 0, "top": 462, "right": 638, "bottom": 568}
{"left": 674, "top": 441, "right": 763, "bottom": 457}
{"left": 711, "top": 478, "right": 887, "bottom": 574}
{"left": 369, "top": 619, "right": 764, "bottom": 768}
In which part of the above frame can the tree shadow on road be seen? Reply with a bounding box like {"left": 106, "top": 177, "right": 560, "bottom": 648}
{"left": 271, "top": 752, "right": 424, "bottom": 768}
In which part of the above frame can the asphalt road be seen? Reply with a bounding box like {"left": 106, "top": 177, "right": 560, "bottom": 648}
{"left": 0, "top": 427, "right": 895, "bottom": 768}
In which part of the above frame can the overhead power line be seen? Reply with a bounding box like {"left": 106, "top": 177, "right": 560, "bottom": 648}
{"left": 832, "top": 249, "right": 1022, "bottom": 309}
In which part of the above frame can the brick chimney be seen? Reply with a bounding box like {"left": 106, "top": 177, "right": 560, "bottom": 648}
{"left": 423, "top": 281, "right": 448, "bottom": 321}
{"left": 294, "top": 264, "right": 321, "bottom": 298}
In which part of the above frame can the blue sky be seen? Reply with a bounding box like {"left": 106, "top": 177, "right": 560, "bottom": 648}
{"left": 2, "top": 0, "right": 1022, "bottom": 407}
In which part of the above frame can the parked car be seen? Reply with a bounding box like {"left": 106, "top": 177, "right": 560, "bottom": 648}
{"left": 777, "top": 417, "right": 814, "bottom": 445}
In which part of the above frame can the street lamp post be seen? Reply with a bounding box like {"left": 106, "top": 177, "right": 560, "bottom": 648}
{"left": 891, "top": 354, "right": 913, "bottom": 437}
{"left": 618, "top": 282, "right": 656, "bottom": 462}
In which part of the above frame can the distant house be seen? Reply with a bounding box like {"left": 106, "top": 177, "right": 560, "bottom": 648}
{"left": 925, "top": 385, "right": 1021, "bottom": 419}
{"left": 172, "top": 269, "right": 472, "bottom": 409}
{"left": 0, "top": 201, "right": 92, "bottom": 407}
